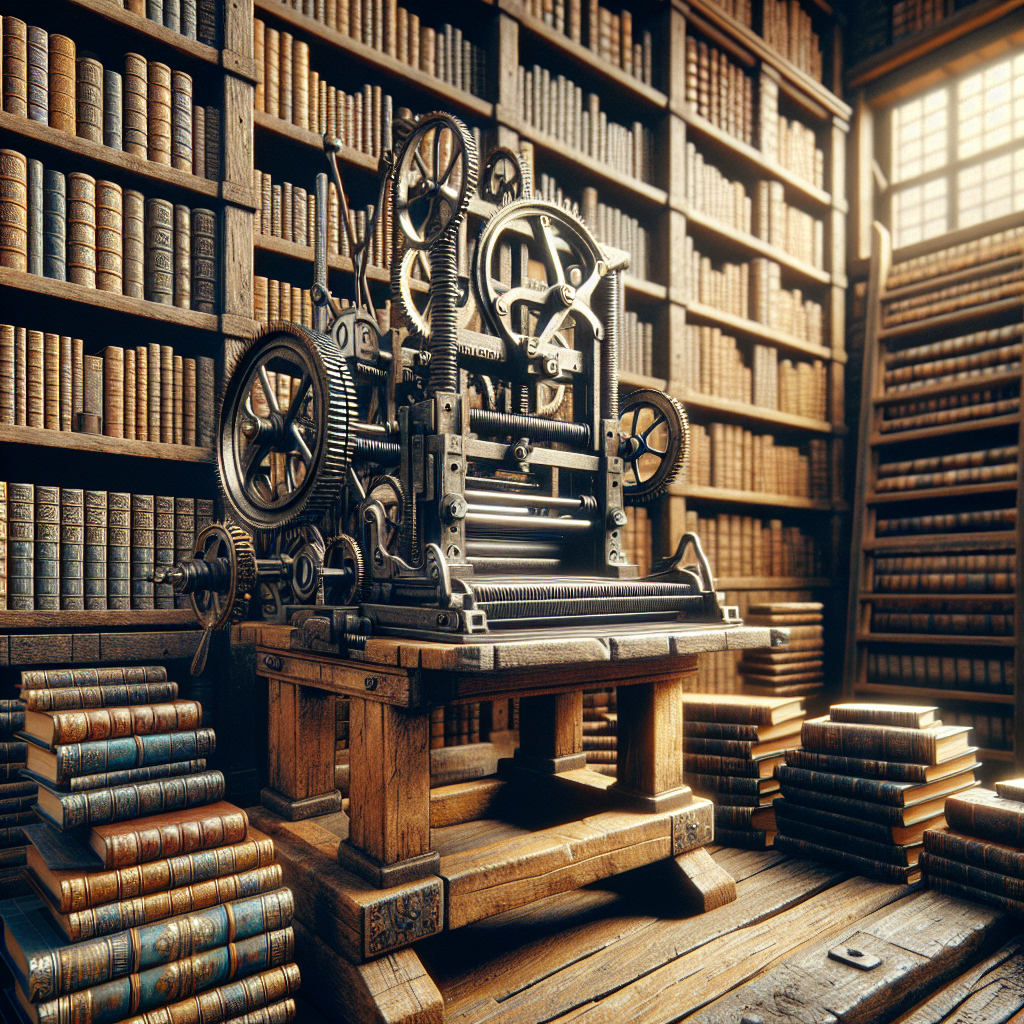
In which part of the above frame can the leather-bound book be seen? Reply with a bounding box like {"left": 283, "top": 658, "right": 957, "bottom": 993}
{"left": 42, "top": 332, "right": 59, "bottom": 430}
{"left": 134, "top": 344, "right": 148, "bottom": 440}
{"left": 10, "top": 327, "right": 25, "bottom": 424}
{"left": 59, "top": 487, "right": 84, "bottom": 610}
{"left": 23, "top": 681, "right": 179, "bottom": 714}
{"left": 197, "top": 0, "right": 218, "bottom": 46}
{"left": 144, "top": 198, "right": 174, "bottom": 304}
{"left": 58, "top": 335, "right": 72, "bottom": 430}
{"left": 100, "top": 346, "right": 124, "bottom": 438}
{"left": 2, "top": 17, "right": 28, "bottom": 117}
{"left": 122, "top": 189, "right": 145, "bottom": 298}
{"left": 106, "top": 492, "right": 130, "bottom": 610}
{"left": 164, "top": 0, "right": 181, "bottom": 33}
{"left": 0, "top": 325, "right": 13, "bottom": 425}
{"left": 148, "top": 0, "right": 165, "bottom": 26}
{"left": 43, "top": 168, "right": 66, "bottom": 280}
{"left": 83, "top": 490, "right": 106, "bottom": 610}
{"left": 154, "top": 494, "right": 175, "bottom": 607}
{"left": 0, "top": 148, "right": 28, "bottom": 271}
{"left": 26, "top": 25, "right": 48, "bottom": 122}
{"left": 196, "top": 497, "right": 213, "bottom": 533}
{"left": 130, "top": 492, "right": 155, "bottom": 609}
{"left": 182, "top": 358, "right": 196, "bottom": 444}
{"left": 66, "top": 171, "right": 97, "bottom": 288}
{"left": 181, "top": 0, "right": 198, "bottom": 39}
{"left": 19, "top": 668, "right": 167, "bottom": 693}
{"left": 103, "top": 69, "right": 122, "bottom": 150}
{"left": 278, "top": 31, "right": 293, "bottom": 123}
{"left": 0, "top": 701, "right": 25, "bottom": 736}
{"left": 26, "top": 329, "right": 44, "bottom": 427}
{"left": 146, "top": 342, "right": 161, "bottom": 439}
{"left": 24, "top": 760, "right": 203, "bottom": 799}
{"left": 76, "top": 54, "right": 104, "bottom": 143}
{"left": 801, "top": 717, "right": 972, "bottom": 765}
{"left": 174, "top": 205, "right": 191, "bottom": 308}
{"left": 195, "top": 355, "right": 215, "bottom": 446}
{"left": 26, "top": 157, "right": 42, "bottom": 275}
{"left": 34, "top": 769, "right": 225, "bottom": 831}
{"left": 95, "top": 180, "right": 123, "bottom": 294}
{"left": 263, "top": 26, "right": 280, "bottom": 116}
{"left": 945, "top": 787, "right": 1024, "bottom": 847}
{"left": 191, "top": 103, "right": 206, "bottom": 177}
{"left": 204, "top": 105, "right": 221, "bottom": 179}
{"left": 7, "top": 482, "right": 32, "bottom": 610}
{"left": 147, "top": 61, "right": 173, "bottom": 165}
{"left": 170, "top": 70, "right": 193, "bottom": 171}
{"left": 34, "top": 484, "right": 60, "bottom": 610}
{"left": 190, "top": 208, "right": 217, "bottom": 312}
{"left": 159, "top": 346, "right": 173, "bottom": 440}
{"left": 47, "top": 34, "right": 76, "bottom": 134}
{"left": 123, "top": 53, "right": 148, "bottom": 157}
{"left": 123, "top": 347, "right": 136, "bottom": 439}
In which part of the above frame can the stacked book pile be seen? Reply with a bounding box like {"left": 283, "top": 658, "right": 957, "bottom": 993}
{"left": 739, "top": 603, "right": 825, "bottom": 697}
{"left": 683, "top": 693, "right": 807, "bottom": 849}
{"left": 923, "top": 780, "right": 1024, "bottom": 916}
{"left": 774, "top": 703, "right": 979, "bottom": 883}
{"left": 582, "top": 689, "right": 617, "bottom": 775}
{"left": 0, "top": 700, "right": 32, "bottom": 879}
{"left": 2, "top": 663, "right": 301, "bottom": 1023}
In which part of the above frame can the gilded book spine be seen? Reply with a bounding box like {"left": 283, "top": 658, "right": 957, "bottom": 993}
{"left": 154, "top": 494, "right": 175, "bottom": 607}
{"left": 52, "top": 728, "right": 217, "bottom": 782}
{"left": 60, "top": 759, "right": 204, "bottom": 793}
{"left": 190, "top": 208, "right": 217, "bottom": 312}
{"left": 0, "top": 327, "right": 12, "bottom": 424}
{"left": 123, "top": 189, "right": 145, "bottom": 299}
{"left": 145, "top": 199, "right": 174, "bottom": 304}
{"left": 35, "top": 484, "right": 60, "bottom": 610}
{"left": 0, "top": 148, "right": 28, "bottom": 271}
{"left": 66, "top": 171, "right": 97, "bottom": 288}
{"left": 174, "top": 205, "right": 191, "bottom": 308}
{"left": 104, "top": 69, "right": 123, "bottom": 150}
{"left": 76, "top": 55, "right": 105, "bottom": 144}
{"left": 147, "top": 61, "right": 173, "bottom": 165}
{"left": 2, "top": 18, "right": 28, "bottom": 117}
{"left": 47, "top": 699, "right": 203, "bottom": 744}
{"left": 26, "top": 329, "right": 44, "bottom": 427}
{"left": 134, "top": 344, "right": 148, "bottom": 440}
{"left": 43, "top": 168, "right": 66, "bottom": 280}
{"left": 130, "top": 492, "right": 154, "bottom": 609}
{"left": 42, "top": 332, "right": 59, "bottom": 429}
{"left": 123, "top": 53, "right": 149, "bottom": 157}
{"left": 182, "top": 358, "right": 196, "bottom": 445}
{"left": 26, "top": 25, "right": 48, "bottom": 122}
{"left": 7, "top": 482, "right": 33, "bottom": 610}
{"left": 95, "top": 179, "right": 123, "bottom": 295}
{"left": 83, "top": 489, "right": 107, "bottom": 610}
{"left": 25, "top": 682, "right": 179, "bottom": 712}
{"left": 106, "top": 491, "right": 130, "bottom": 610}
{"left": 171, "top": 71, "right": 193, "bottom": 171}
{"left": 26, "top": 158, "right": 42, "bottom": 275}
{"left": 20, "top": 665, "right": 169, "bottom": 688}
{"left": 147, "top": 343, "right": 161, "bottom": 440}
{"left": 160, "top": 346, "right": 173, "bottom": 441}
{"left": 123, "top": 348, "right": 136, "bottom": 439}
{"left": 59, "top": 487, "right": 84, "bottom": 611}
{"left": 192, "top": 104, "right": 206, "bottom": 178}
{"left": 101, "top": 346, "right": 124, "bottom": 438}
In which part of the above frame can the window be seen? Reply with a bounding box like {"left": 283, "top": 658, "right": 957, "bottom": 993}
{"left": 889, "top": 52, "right": 1024, "bottom": 248}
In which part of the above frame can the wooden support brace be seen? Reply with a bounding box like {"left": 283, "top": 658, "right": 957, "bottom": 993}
{"left": 511, "top": 691, "right": 587, "bottom": 773}
{"left": 668, "top": 847, "right": 738, "bottom": 913}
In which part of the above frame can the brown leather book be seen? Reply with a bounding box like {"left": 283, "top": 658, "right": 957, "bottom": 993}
{"left": 95, "top": 180, "right": 123, "bottom": 293}
{"left": 123, "top": 189, "right": 145, "bottom": 299}
{"left": 147, "top": 61, "right": 173, "bottom": 165}
{"left": 24, "top": 700, "right": 203, "bottom": 747}
{"left": 76, "top": 55, "right": 104, "bottom": 143}
{"left": 174, "top": 205, "right": 191, "bottom": 309}
{"left": 66, "top": 171, "right": 97, "bottom": 288}
{"left": 100, "top": 346, "right": 124, "bottom": 438}
{"left": 48, "top": 34, "right": 77, "bottom": 134}
{"left": 0, "top": 148, "right": 28, "bottom": 271}
{"left": 2, "top": 17, "right": 28, "bottom": 117}
{"left": 170, "top": 70, "right": 193, "bottom": 171}
{"left": 123, "top": 53, "right": 149, "bottom": 157}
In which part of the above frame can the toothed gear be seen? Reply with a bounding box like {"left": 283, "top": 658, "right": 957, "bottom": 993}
{"left": 474, "top": 198, "right": 606, "bottom": 351}
{"left": 619, "top": 389, "right": 690, "bottom": 505}
{"left": 190, "top": 521, "right": 257, "bottom": 630}
{"left": 322, "top": 534, "right": 366, "bottom": 606}
{"left": 259, "top": 525, "right": 326, "bottom": 617}
{"left": 391, "top": 244, "right": 477, "bottom": 339}
{"left": 481, "top": 147, "right": 523, "bottom": 204}
{"left": 217, "top": 321, "right": 358, "bottom": 530}
{"left": 361, "top": 474, "right": 404, "bottom": 554}
{"left": 393, "top": 112, "right": 477, "bottom": 249}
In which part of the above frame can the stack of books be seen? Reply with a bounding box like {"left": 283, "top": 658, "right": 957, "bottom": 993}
{"left": 582, "top": 689, "right": 618, "bottom": 775}
{"left": 683, "top": 693, "right": 807, "bottom": 849}
{"left": 774, "top": 703, "right": 979, "bottom": 883}
{"left": 923, "top": 781, "right": 1024, "bottom": 916}
{"left": 0, "top": 700, "right": 32, "bottom": 880}
{"left": 738, "top": 603, "right": 825, "bottom": 697}
{"left": 1, "top": 663, "right": 301, "bottom": 1023}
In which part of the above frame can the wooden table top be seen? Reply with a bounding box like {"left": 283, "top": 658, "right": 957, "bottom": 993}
{"left": 288, "top": 841, "right": 1021, "bottom": 1023}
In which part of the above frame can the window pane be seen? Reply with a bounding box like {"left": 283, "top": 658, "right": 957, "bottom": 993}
{"left": 894, "top": 179, "right": 947, "bottom": 247}
{"left": 956, "top": 146, "right": 1024, "bottom": 226}
{"left": 957, "top": 54, "right": 1024, "bottom": 158}
{"left": 893, "top": 88, "right": 948, "bottom": 182}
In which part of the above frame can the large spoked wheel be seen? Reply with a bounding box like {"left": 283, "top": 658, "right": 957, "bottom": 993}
{"left": 619, "top": 389, "right": 690, "bottom": 504}
{"left": 475, "top": 198, "right": 605, "bottom": 350}
{"left": 218, "top": 322, "right": 357, "bottom": 530}
{"left": 394, "top": 112, "right": 476, "bottom": 249}
{"left": 392, "top": 245, "right": 478, "bottom": 338}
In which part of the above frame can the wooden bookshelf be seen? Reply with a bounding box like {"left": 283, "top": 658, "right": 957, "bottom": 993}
{"left": 0, "top": 424, "right": 215, "bottom": 463}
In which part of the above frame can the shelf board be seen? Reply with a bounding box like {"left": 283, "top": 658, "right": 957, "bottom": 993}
{"left": 876, "top": 369, "right": 1023, "bottom": 407}
{"left": 0, "top": 424, "right": 215, "bottom": 463}
{"left": 253, "top": 0, "right": 494, "bottom": 120}
{"left": 859, "top": 592, "right": 1015, "bottom": 604}
{"left": 679, "top": 0, "right": 851, "bottom": 121}
{"left": 0, "top": 609, "right": 199, "bottom": 628}
{"left": 852, "top": 682, "right": 1015, "bottom": 706}
{"left": 979, "top": 747, "right": 1016, "bottom": 763}
{"left": 672, "top": 483, "right": 835, "bottom": 511}
{"left": 676, "top": 389, "right": 836, "bottom": 434}
{"left": 682, "top": 300, "right": 838, "bottom": 362}
{"left": 618, "top": 370, "right": 668, "bottom": 392}
{"left": 863, "top": 531, "right": 1018, "bottom": 552}
{"left": 877, "top": 296, "right": 1024, "bottom": 342}
{"left": 868, "top": 481, "right": 1019, "bottom": 505}
{"left": 678, "top": 204, "right": 831, "bottom": 286}
{"left": 0, "top": 111, "right": 255, "bottom": 207}
{"left": 495, "top": 108, "right": 669, "bottom": 207}
{"left": 882, "top": 254, "right": 1024, "bottom": 303}
{"left": 499, "top": 0, "right": 669, "bottom": 109}
{"left": 674, "top": 106, "right": 834, "bottom": 210}
{"left": 254, "top": 109, "right": 379, "bottom": 174}
{"left": 716, "top": 576, "right": 833, "bottom": 589}
{"left": 857, "top": 633, "right": 1016, "bottom": 647}
{"left": 624, "top": 276, "right": 668, "bottom": 300}
{"left": 0, "top": 267, "right": 221, "bottom": 333}
{"left": 871, "top": 414, "right": 1022, "bottom": 447}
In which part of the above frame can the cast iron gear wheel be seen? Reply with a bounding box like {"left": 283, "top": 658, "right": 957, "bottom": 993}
{"left": 474, "top": 197, "right": 606, "bottom": 350}
{"left": 217, "top": 321, "right": 358, "bottom": 530}
{"left": 391, "top": 244, "right": 477, "bottom": 339}
{"left": 481, "top": 147, "right": 524, "bottom": 204}
{"left": 190, "top": 521, "right": 257, "bottom": 630}
{"left": 393, "top": 112, "right": 477, "bottom": 249}
{"left": 619, "top": 389, "right": 690, "bottom": 505}
{"left": 321, "top": 534, "right": 366, "bottom": 606}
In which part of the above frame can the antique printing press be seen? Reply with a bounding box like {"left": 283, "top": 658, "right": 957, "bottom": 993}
{"left": 157, "top": 112, "right": 786, "bottom": 954}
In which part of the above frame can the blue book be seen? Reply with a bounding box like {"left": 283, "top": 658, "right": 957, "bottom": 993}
{"left": 42, "top": 170, "right": 65, "bottom": 281}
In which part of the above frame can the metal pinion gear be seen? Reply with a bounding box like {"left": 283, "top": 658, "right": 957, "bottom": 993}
{"left": 391, "top": 245, "right": 478, "bottom": 339}
{"left": 217, "top": 321, "right": 358, "bottom": 530}
{"left": 322, "top": 534, "right": 366, "bottom": 606}
{"left": 393, "top": 112, "right": 477, "bottom": 249}
{"left": 190, "top": 521, "right": 257, "bottom": 630}
{"left": 619, "top": 389, "right": 690, "bottom": 504}
{"left": 481, "top": 147, "right": 523, "bottom": 204}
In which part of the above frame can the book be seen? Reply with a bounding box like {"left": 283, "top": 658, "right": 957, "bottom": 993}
{"left": 775, "top": 765, "right": 976, "bottom": 808}
{"left": 994, "top": 778, "right": 1024, "bottom": 802}
{"left": 828, "top": 704, "right": 938, "bottom": 729}
{"left": 2, "top": 18, "right": 29, "bottom": 117}
{"left": 23, "top": 759, "right": 205, "bottom": 795}
{"left": 683, "top": 752, "right": 784, "bottom": 779}
{"left": 924, "top": 825, "right": 1024, "bottom": 877}
{"left": 190, "top": 208, "right": 217, "bottom": 312}
{"left": 144, "top": 199, "right": 175, "bottom": 304}
{"left": 89, "top": 801, "right": 249, "bottom": 869}
{"left": 76, "top": 55, "right": 104, "bottom": 144}
{"left": 103, "top": 69, "right": 122, "bottom": 150}
{"left": 123, "top": 189, "right": 145, "bottom": 299}
{"left": 47, "top": 35, "right": 76, "bottom": 135}
{"left": 24, "top": 728, "right": 216, "bottom": 784}
{"left": 0, "top": 148, "right": 28, "bottom": 272}
{"left": 944, "top": 787, "right": 1024, "bottom": 847}
{"left": 19, "top": 667, "right": 169, "bottom": 690}
{"left": 800, "top": 717, "right": 971, "bottom": 764}
{"left": 27, "top": 158, "right": 42, "bottom": 275}
{"left": 681, "top": 694, "right": 804, "bottom": 726}
{"left": 147, "top": 61, "right": 173, "bottom": 165}
{"left": 95, "top": 182, "right": 123, "bottom": 294}
{"left": 921, "top": 850, "right": 1024, "bottom": 902}
{"left": 66, "top": 172, "right": 97, "bottom": 288}
{"left": 28, "top": 828, "right": 275, "bottom": 915}
{"left": 784, "top": 748, "right": 983, "bottom": 785}
{"left": 774, "top": 799, "right": 943, "bottom": 847}
{"left": 773, "top": 834, "right": 919, "bottom": 884}
{"left": 777, "top": 778, "right": 975, "bottom": 826}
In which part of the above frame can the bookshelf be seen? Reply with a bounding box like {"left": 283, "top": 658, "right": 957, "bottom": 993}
{"left": 244, "top": 0, "right": 851, "bottom": 697}
{"left": 844, "top": 221, "right": 1024, "bottom": 777}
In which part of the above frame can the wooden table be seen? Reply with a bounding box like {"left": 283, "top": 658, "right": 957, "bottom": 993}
{"left": 248, "top": 807, "right": 1024, "bottom": 1024}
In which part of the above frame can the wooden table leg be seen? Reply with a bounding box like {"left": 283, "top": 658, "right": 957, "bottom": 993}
{"left": 511, "top": 692, "right": 588, "bottom": 773}
{"left": 338, "top": 697, "right": 440, "bottom": 888}
{"left": 261, "top": 679, "right": 343, "bottom": 821}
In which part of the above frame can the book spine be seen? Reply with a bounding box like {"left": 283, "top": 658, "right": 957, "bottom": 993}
{"left": 0, "top": 148, "right": 28, "bottom": 272}
{"left": 26, "top": 329, "right": 44, "bottom": 427}
{"left": 48, "top": 34, "right": 76, "bottom": 134}
{"left": 48, "top": 700, "right": 203, "bottom": 744}
{"left": 54, "top": 728, "right": 217, "bottom": 782}
{"left": 59, "top": 487, "right": 85, "bottom": 610}
{"left": 104, "top": 70, "right": 123, "bottom": 150}
{"left": 776, "top": 765, "right": 911, "bottom": 806}
{"left": 773, "top": 834, "right": 915, "bottom": 883}
{"left": 106, "top": 491, "right": 130, "bottom": 610}
{"left": 2, "top": 18, "right": 28, "bottom": 117}
{"left": 41, "top": 166, "right": 66, "bottom": 282}
{"left": 204, "top": 105, "right": 221, "bottom": 180}
{"left": 182, "top": 359, "right": 196, "bottom": 445}
{"left": 191, "top": 207, "right": 218, "bottom": 313}
{"left": 35, "top": 484, "right": 60, "bottom": 610}
{"left": 102, "top": 347, "right": 125, "bottom": 438}
{"left": 83, "top": 490, "right": 107, "bottom": 610}
{"left": 922, "top": 850, "right": 1024, "bottom": 901}
{"left": 123, "top": 190, "right": 145, "bottom": 299}
{"left": 19, "top": 665, "right": 168, "bottom": 688}
{"left": 160, "top": 346, "right": 173, "bottom": 441}
{"left": 154, "top": 495, "right": 175, "bottom": 607}
{"left": 945, "top": 795, "right": 1024, "bottom": 846}
{"left": 76, "top": 55, "right": 105, "bottom": 144}
{"left": 43, "top": 331, "right": 59, "bottom": 429}
{"left": 147, "top": 61, "right": 173, "bottom": 165}
{"left": 26, "top": 156, "right": 43, "bottom": 276}
{"left": 924, "top": 827, "right": 1024, "bottom": 877}
{"left": 129, "top": 492, "right": 154, "bottom": 609}
{"left": 0, "top": 327, "right": 12, "bottom": 426}
{"left": 196, "top": 356, "right": 215, "bottom": 445}
{"left": 171, "top": 71, "right": 193, "bottom": 171}
{"left": 777, "top": 783, "right": 908, "bottom": 825}
{"left": 145, "top": 198, "right": 175, "bottom": 304}
{"left": 124, "top": 54, "right": 149, "bottom": 157}
{"left": 196, "top": 0, "right": 218, "bottom": 46}
{"left": 123, "top": 348, "right": 136, "bottom": 440}
{"left": 174, "top": 206, "right": 191, "bottom": 308}
{"left": 66, "top": 172, "right": 97, "bottom": 288}
{"left": 0, "top": 482, "right": 6, "bottom": 609}
{"left": 7, "top": 482, "right": 33, "bottom": 610}
{"left": 801, "top": 719, "right": 937, "bottom": 763}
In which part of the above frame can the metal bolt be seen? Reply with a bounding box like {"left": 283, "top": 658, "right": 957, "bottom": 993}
{"left": 495, "top": 299, "right": 508, "bottom": 316}
{"left": 544, "top": 358, "right": 559, "bottom": 377}
{"left": 608, "top": 508, "right": 628, "bottom": 528}
{"left": 263, "top": 654, "right": 283, "bottom": 672}
{"left": 364, "top": 676, "right": 379, "bottom": 691}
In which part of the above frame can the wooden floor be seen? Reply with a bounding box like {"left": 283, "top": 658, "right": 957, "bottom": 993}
{"left": 278, "top": 827, "right": 1024, "bottom": 1022}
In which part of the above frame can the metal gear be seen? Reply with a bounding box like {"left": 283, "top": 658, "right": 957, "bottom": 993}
{"left": 189, "top": 521, "right": 257, "bottom": 630}
{"left": 217, "top": 321, "right": 358, "bottom": 531}
{"left": 361, "top": 475, "right": 404, "bottom": 554}
{"left": 391, "top": 245, "right": 477, "bottom": 339}
{"left": 259, "top": 525, "right": 326, "bottom": 618}
{"left": 321, "top": 534, "right": 366, "bottom": 606}
{"left": 619, "top": 389, "right": 690, "bottom": 504}
{"left": 481, "top": 147, "right": 523, "bottom": 204}
{"left": 474, "top": 197, "right": 606, "bottom": 351}
{"left": 393, "top": 112, "right": 477, "bottom": 250}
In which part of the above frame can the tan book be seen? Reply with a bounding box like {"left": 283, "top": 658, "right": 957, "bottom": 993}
{"left": 182, "top": 357, "right": 196, "bottom": 445}
{"left": 66, "top": 171, "right": 97, "bottom": 287}
{"left": 146, "top": 61, "right": 173, "bottom": 165}
{"left": 279, "top": 31, "right": 293, "bottom": 123}
{"left": 122, "top": 189, "right": 145, "bottom": 299}
{"left": 58, "top": 335, "right": 72, "bottom": 431}
{"left": 253, "top": 18, "right": 265, "bottom": 112}
{"left": 123, "top": 348, "right": 136, "bottom": 440}
{"left": 47, "top": 34, "right": 76, "bottom": 134}
{"left": 172, "top": 354, "right": 184, "bottom": 444}
{"left": 95, "top": 179, "right": 123, "bottom": 293}
{"left": 263, "top": 27, "right": 280, "bottom": 117}
{"left": 76, "top": 55, "right": 104, "bottom": 143}
{"left": 123, "top": 53, "right": 148, "bottom": 157}
{"left": 160, "top": 345, "right": 174, "bottom": 442}
{"left": 101, "top": 346, "right": 124, "bottom": 438}
{"left": 134, "top": 344, "right": 148, "bottom": 441}
{"left": 170, "top": 70, "right": 193, "bottom": 171}
{"left": 25, "top": 329, "right": 44, "bottom": 427}
{"left": 2, "top": 17, "right": 28, "bottom": 117}
{"left": 173, "top": 204, "right": 190, "bottom": 308}
{"left": 42, "top": 333, "right": 59, "bottom": 431}
{"left": 147, "top": 343, "right": 161, "bottom": 441}
{"left": 292, "top": 39, "right": 309, "bottom": 130}
{"left": 0, "top": 148, "right": 28, "bottom": 271}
